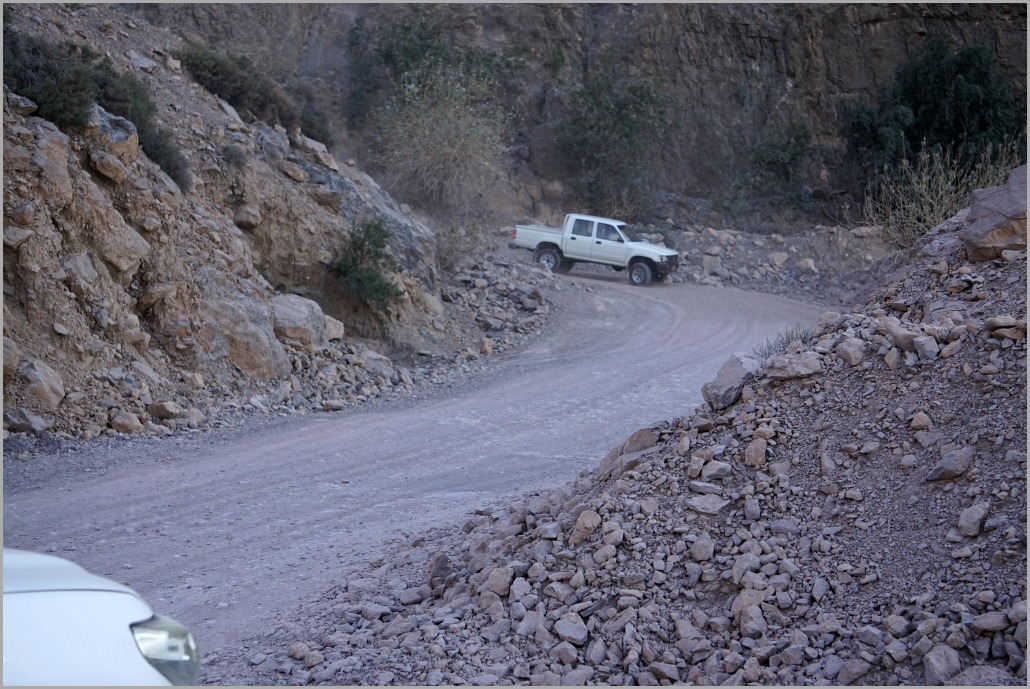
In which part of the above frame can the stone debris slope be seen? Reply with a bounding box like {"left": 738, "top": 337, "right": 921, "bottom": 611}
{"left": 204, "top": 169, "right": 1027, "bottom": 686}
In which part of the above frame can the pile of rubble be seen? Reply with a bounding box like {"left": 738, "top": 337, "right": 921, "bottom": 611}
{"left": 202, "top": 169, "right": 1026, "bottom": 686}
{"left": 4, "top": 256, "right": 556, "bottom": 441}
{"left": 643, "top": 223, "right": 899, "bottom": 310}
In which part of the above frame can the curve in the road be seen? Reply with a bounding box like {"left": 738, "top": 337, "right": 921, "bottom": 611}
{"left": 3, "top": 278, "right": 825, "bottom": 654}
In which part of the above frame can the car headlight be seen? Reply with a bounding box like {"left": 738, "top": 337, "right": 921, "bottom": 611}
{"left": 131, "top": 615, "right": 199, "bottom": 686}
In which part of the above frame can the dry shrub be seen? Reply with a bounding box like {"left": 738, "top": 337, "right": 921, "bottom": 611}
{"left": 375, "top": 65, "right": 508, "bottom": 216}
{"left": 435, "top": 222, "right": 487, "bottom": 274}
{"left": 864, "top": 139, "right": 1024, "bottom": 250}
{"left": 753, "top": 324, "right": 814, "bottom": 360}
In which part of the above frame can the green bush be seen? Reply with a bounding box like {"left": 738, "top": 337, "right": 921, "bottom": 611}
{"left": 549, "top": 45, "right": 565, "bottom": 75}
{"left": 556, "top": 59, "right": 671, "bottom": 218}
{"left": 334, "top": 218, "right": 405, "bottom": 312}
{"left": 371, "top": 11, "right": 507, "bottom": 214}
{"left": 175, "top": 42, "right": 299, "bottom": 129}
{"left": 300, "top": 105, "right": 335, "bottom": 149}
{"left": 3, "top": 29, "right": 190, "bottom": 189}
{"left": 749, "top": 118, "right": 813, "bottom": 192}
{"left": 3, "top": 29, "right": 96, "bottom": 129}
{"left": 138, "top": 124, "right": 190, "bottom": 190}
{"left": 376, "top": 8, "right": 449, "bottom": 84}
{"left": 842, "top": 34, "right": 1026, "bottom": 176}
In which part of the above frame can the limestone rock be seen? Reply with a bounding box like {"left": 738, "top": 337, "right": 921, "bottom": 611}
{"left": 85, "top": 104, "right": 138, "bottom": 162}
{"left": 4, "top": 226, "right": 35, "bottom": 249}
{"left": 4, "top": 408, "right": 52, "bottom": 434}
{"left": 796, "top": 257, "right": 818, "bottom": 274}
{"left": 765, "top": 350, "right": 822, "bottom": 379}
{"left": 109, "top": 409, "right": 144, "bottom": 434}
{"left": 125, "top": 49, "right": 158, "bottom": 72}
{"left": 961, "top": 165, "right": 1027, "bottom": 261}
{"left": 702, "top": 353, "right": 762, "bottom": 411}
{"left": 148, "top": 401, "right": 184, "bottom": 420}
{"left": 195, "top": 275, "right": 291, "bottom": 379}
{"left": 957, "top": 502, "right": 990, "bottom": 537}
{"left": 946, "top": 665, "right": 1020, "bottom": 686}
{"left": 923, "top": 644, "right": 962, "bottom": 685}
{"left": 97, "top": 221, "right": 150, "bottom": 277}
{"left": 926, "top": 447, "right": 975, "bottom": 482}
{"left": 89, "top": 149, "right": 128, "bottom": 184}
{"left": 835, "top": 337, "right": 866, "bottom": 366}
{"left": 234, "top": 204, "right": 262, "bottom": 230}
{"left": 19, "top": 359, "right": 65, "bottom": 407}
{"left": 569, "top": 510, "right": 601, "bottom": 545}
{"left": 486, "top": 567, "right": 513, "bottom": 596}
{"left": 554, "top": 613, "right": 588, "bottom": 645}
{"left": 270, "top": 294, "right": 327, "bottom": 351}
{"left": 324, "top": 315, "right": 345, "bottom": 341}
{"left": 744, "top": 437, "right": 767, "bottom": 468}
{"left": 684, "top": 494, "right": 730, "bottom": 514}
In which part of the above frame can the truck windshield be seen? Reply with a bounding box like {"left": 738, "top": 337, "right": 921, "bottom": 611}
{"left": 619, "top": 225, "right": 642, "bottom": 242}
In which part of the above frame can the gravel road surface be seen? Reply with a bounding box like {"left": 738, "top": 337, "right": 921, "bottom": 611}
{"left": 4, "top": 274, "right": 824, "bottom": 660}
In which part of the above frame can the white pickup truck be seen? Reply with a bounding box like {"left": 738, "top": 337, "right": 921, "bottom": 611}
{"left": 509, "top": 213, "right": 679, "bottom": 286}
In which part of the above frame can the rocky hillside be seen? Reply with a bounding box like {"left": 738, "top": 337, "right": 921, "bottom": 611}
{"left": 3, "top": 3, "right": 908, "bottom": 444}
{"left": 129, "top": 3, "right": 1027, "bottom": 218}
{"left": 202, "top": 168, "right": 1026, "bottom": 686}
{"left": 2, "top": 3, "right": 557, "bottom": 441}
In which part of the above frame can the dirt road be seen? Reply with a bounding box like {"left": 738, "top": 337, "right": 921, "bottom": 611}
{"left": 3, "top": 275, "right": 824, "bottom": 658}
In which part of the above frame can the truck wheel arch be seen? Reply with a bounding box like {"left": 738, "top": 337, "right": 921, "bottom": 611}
{"left": 628, "top": 259, "right": 654, "bottom": 286}
{"left": 534, "top": 245, "right": 563, "bottom": 272}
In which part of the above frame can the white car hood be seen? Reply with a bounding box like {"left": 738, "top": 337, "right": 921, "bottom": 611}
{"left": 627, "top": 240, "right": 677, "bottom": 256}
{"left": 3, "top": 548, "right": 139, "bottom": 596}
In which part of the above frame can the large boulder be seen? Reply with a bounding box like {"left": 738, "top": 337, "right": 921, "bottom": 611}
{"left": 962, "top": 165, "right": 1027, "bottom": 261}
{"left": 764, "top": 350, "right": 822, "bottom": 380}
{"left": 702, "top": 353, "right": 761, "bottom": 411}
{"left": 4, "top": 408, "right": 52, "bottom": 434}
{"left": 84, "top": 104, "right": 138, "bottom": 163}
{"left": 194, "top": 271, "right": 291, "bottom": 379}
{"left": 270, "top": 294, "right": 326, "bottom": 351}
{"left": 18, "top": 359, "right": 65, "bottom": 407}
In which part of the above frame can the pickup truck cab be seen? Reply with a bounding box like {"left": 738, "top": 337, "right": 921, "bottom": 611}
{"left": 509, "top": 213, "right": 679, "bottom": 286}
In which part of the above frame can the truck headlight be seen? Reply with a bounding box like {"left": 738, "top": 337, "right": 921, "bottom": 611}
{"left": 131, "top": 615, "right": 200, "bottom": 686}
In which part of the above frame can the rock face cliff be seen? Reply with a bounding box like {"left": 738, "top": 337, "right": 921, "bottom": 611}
{"left": 129, "top": 3, "right": 1027, "bottom": 219}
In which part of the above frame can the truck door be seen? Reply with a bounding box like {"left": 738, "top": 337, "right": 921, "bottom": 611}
{"left": 563, "top": 217, "right": 594, "bottom": 260}
{"left": 591, "top": 222, "right": 630, "bottom": 266}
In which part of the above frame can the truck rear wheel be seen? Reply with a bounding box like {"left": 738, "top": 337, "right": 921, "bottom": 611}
{"left": 628, "top": 262, "right": 653, "bottom": 286}
{"left": 535, "top": 248, "right": 562, "bottom": 272}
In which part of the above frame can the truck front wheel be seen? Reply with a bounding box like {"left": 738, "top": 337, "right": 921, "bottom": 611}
{"left": 535, "top": 248, "right": 562, "bottom": 272}
{"left": 628, "top": 262, "right": 653, "bottom": 286}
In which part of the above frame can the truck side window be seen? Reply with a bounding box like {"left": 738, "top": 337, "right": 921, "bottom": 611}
{"left": 572, "top": 219, "right": 592, "bottom": 237}
{"left": 598, "top": 223, "right": 620, "bottom": 241}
